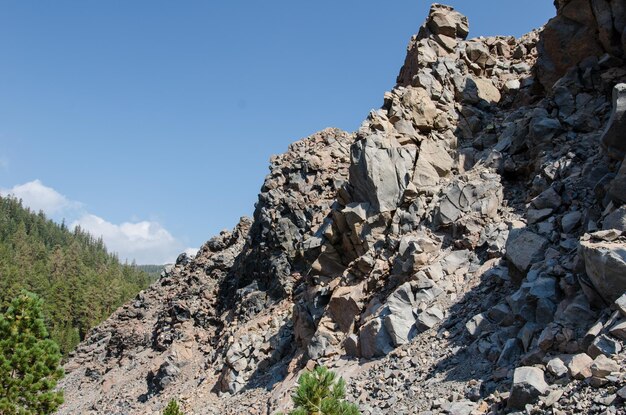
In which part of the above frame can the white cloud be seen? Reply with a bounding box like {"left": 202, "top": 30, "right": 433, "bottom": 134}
{"left": 71, "top": 214, "right": 190, "bottom": 265}
{"left": 0, "top": 179, "right": 81, "bottom": 217}
{"left": 2, "top": 180, "right": 191, "bottom": 265}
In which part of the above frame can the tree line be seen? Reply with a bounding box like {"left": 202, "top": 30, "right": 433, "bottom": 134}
{"left": 0, "top": 195, "right": 155, "bottom": 354}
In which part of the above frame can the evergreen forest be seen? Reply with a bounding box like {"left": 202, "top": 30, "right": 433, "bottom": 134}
{"left": 0, "top": 195, "right": 155, "bottom": 354}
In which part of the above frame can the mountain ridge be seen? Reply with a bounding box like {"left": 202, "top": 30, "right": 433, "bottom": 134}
{"left": 59, "top": 2, "right": 626, "bottom": 414}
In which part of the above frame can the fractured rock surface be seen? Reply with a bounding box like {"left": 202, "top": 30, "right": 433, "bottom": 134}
{"left": 59, "top": 3, "right": 626, "bottom": 415}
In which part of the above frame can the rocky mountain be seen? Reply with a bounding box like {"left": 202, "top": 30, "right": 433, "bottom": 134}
{"left": 59, "top": 2, "right": 626, "bottom": 414}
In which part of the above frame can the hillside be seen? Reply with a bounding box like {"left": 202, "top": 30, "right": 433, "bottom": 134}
{"left": 0, "top": 195, "right": 154, "bottom": 354}
{"left": 59, "top": 2, "right": 626, "bottom": 414}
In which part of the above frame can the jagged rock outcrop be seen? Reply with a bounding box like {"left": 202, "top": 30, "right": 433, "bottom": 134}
{"left": 537, "top": 0, "right": 626, "bottom": 90}
{"left": 59, "top": 3, "right": 626, "bottom": 415}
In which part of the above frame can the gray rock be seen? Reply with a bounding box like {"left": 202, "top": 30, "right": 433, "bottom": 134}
{"left": 600, "top": 84, "right": 626, "bottom": 160}
{"left": 529, "top": 116, "right": 562, "bottom": 142}
{"left": 616, "top": 294, "right": 626, "bottom": 316}
{"left": 465, "top": 313, "right": 491, "bottom": 338}
{"left": 343, "top": 334, "right": 360, "bottom": 357}
{"left": 383, "top": 282, "right": 417, "bottom": 346}
{"left": 445, "top": 400, "right": 477, "bottom": 415}
{"left": 536, "top": 298, "right": 557, "bottom": 325}
{"left": 497, "top": 338, "right": 523, "bottom": 368}
{"left": 441, "top": 250, "right": 470, "bottom": 274}
{"left": 590, "top": 355, "right": 619, "bottom": 378}
{"left": 487, "top": 303, "right": 515, "bottom": 326}
{"left": 588, "top": 334, "right": 622, "bottom": 358}
{"left": 561, "top": 211, "right": 582, "bottom": 233}
{"left": 546, "top": 357, "right": 568, "bottom": 377}
{"left": 461, "top": 77, "right": 501, "bottom": 104}
{"left": 531, "top": 187, "right": 562, "bottom": 210}
{"left": 609, "top": 320, "right": 626, "bottom": 340}
{"left": 359, "top": 317, "right": 394, "bottom": 359}
{"left": 609, "top": 160, "right": 626, "bottom": 204}
{"left": 416, "top": 306, "right": 444, "bottom": 331}
{"left": 603, "top": 206, "right": 626, "bottom": 231}
{"left": 527, "top": 208, "right": 553, "bottom": 224}
{"left": 465, "top": 42, "right": 494, "bottom": 68}
{"left": 349, "top": 135, "right": 416, "bottom": 213}
{"left": 579, "top": 232, "right": 626, "bottom": 303}
{"left": 565, "top": 353, "right": 593, "bottom": 379}
{"left": 527, "top": 277, "right": 557, "bottom": 300}
{"left": 307, "top": 331, "right": 335, "bottom": 360}
{"left": 506, "top": 230, "right": 549, "bottom": 273}
{"left": 508, "top": 366, "right": 549, "bottom": 409}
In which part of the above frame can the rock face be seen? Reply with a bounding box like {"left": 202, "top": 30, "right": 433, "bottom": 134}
{"left": 536, "top": 0, "right": 626, "bottom": 89}
{"left": 59, "top": 4, "right": 626, "bottom": 415}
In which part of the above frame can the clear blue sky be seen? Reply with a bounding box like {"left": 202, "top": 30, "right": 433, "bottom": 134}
{"left": 0, "top": 1, "right": 556, "bottom": 264}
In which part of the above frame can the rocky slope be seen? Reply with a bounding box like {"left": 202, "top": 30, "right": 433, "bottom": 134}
{"left": 59, "top": 2, "right": 626, "bottom": 414}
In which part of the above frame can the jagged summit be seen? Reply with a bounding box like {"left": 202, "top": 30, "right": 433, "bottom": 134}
{"left": 59, "top": 3, "right": 626, "bottom": 414}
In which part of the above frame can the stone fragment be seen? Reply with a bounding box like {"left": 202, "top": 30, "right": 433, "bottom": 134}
{"left": 609, "top": 320, "right": 626, "bottom": 341}
{"left": 359, "top": 318, "right": 394, "bottom": 359}
{"left": 416, "top": 306, "right": 444, "bottom": 331}
{"left": 579, "top": 232, "right": 626, "bottom": 303}
{"left": 497, "top": 338, "right": 523, "bottom": 368}
{"left": 566, "top": 353, "right": 593, "bottom": 379}
{"left": 543, "top": 389, "right": 564, "bottom": 407}
{"left": 328, "top": 284, "right": 364, "bottom": 333}
{"left": 561, "top": 211, "right": 582, "bottom": 233}
{"left": 462, "top": 77, "right": 501, "bottom": 104}
{"left": 546, "top": 357, "right": 568, "bottom": 377}
{"left": 401, "top": 87, "right": 438, "bottom": 131}
{"left": 383, "top": 282, "right": 417, "bottom": 346}
{"left": 590, "top": 355, "right": 619, "bottom": 378}
{"left": 465, "top": 312, "right": 494, "bottom": 339}
{"left": 343, "top": 334, "right": 360, "bottom": 357}
{"left": 418, "top": 139, "right": 453, "bottom": 177}
{"left": 505, "top": 230, "right": 549, "bottom": 273}
{"left": 445, "top": 401, "right": 476, "bottom": 415}
{"left": 531, "top": 187, "right": 562, "bottom": 210}
{"left": 508, "top": 366, "right": 549, "bottom": 409}
{"left": 588, "top": 334, "right": 622, "bottom": 358}
{"left": 603, "top": 206, "right": 626, "bottom": 231}
{"left": 527, "top": 208, "right": 553, "bottom": 224}
{"left": 466, "top": 42, "right": 494, "bottom": 68}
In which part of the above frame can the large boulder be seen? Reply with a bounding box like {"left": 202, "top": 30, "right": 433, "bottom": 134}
{"left": 579, "top": 231, "right": 626, "bottom": 304}
{"left": 349, "top": 135, "right": 416, "bottom": 212}
{"left": 505, "top": 230, "right": 549, "bottom": 273}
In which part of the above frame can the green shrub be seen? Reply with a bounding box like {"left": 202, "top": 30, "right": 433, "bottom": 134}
{"left": 0, "top": 292, "right": 64, "bottom": 414}
{"left": 280, "top": 365, "right": 360, "bottom": 415}
{"left": 163, "top": 399, "right": 184, "bottom": 415}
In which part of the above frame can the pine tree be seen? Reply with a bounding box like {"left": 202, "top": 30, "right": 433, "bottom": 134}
{"left": 282, "top": 366, "right": 360, "bottom": 415}
{"left": 0, "top": 292, "right": 64, "bottom": 415}
{"left": 163, "top": 399, "right": 184, "bottom": 415}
